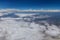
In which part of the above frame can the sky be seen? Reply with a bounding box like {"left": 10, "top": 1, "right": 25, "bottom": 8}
{"left": 0, "top": 0, "right": 60, "bottom": 10}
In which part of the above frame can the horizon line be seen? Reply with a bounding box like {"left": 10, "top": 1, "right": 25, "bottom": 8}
{"left": 0, "top": 9, "right": 60, "bottom": 12}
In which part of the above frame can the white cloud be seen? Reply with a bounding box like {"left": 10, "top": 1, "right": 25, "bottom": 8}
{"left": 0, "top": 19, "right": 60, "bottom": 40}
{"left": 0, "top": 8, "right": 60, "bottom": 40}
{"left": 0, "top": 9, "right": 60, "bottom": 13}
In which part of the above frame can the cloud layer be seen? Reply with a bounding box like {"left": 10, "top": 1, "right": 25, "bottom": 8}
{"left": 0, "top": 9, "right": 60, "bottom": 13}
{"left": 0, "top": 19, "right": 60, "bottom": 40}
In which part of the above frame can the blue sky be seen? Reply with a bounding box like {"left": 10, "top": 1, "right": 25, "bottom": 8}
{"left": 0, "top": 0, "right": 60, "bottom": 10}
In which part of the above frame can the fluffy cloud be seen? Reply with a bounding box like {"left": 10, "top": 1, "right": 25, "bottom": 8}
{"left": 0, "top": 9, "right": 60, "bottom": 13}
{"left": 0, "top": 8, "right": 60, "bottom": 40}
{"left": 0, "top": 19, "right": 60, "bottom": 40}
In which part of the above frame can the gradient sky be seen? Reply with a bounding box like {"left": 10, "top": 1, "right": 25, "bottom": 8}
{"left": 0, "top": 0, "right": 60, "bottom": 10}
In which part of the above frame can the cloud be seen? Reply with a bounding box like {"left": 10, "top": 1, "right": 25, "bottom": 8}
{"left": 0, "top": 8, "right": 60, "bottom": 40}
{"left": 0, "top": 9, "right": 60, "bottom": 13}
{"left": 0, "top": 19, "right": 60, "bottom": 40}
